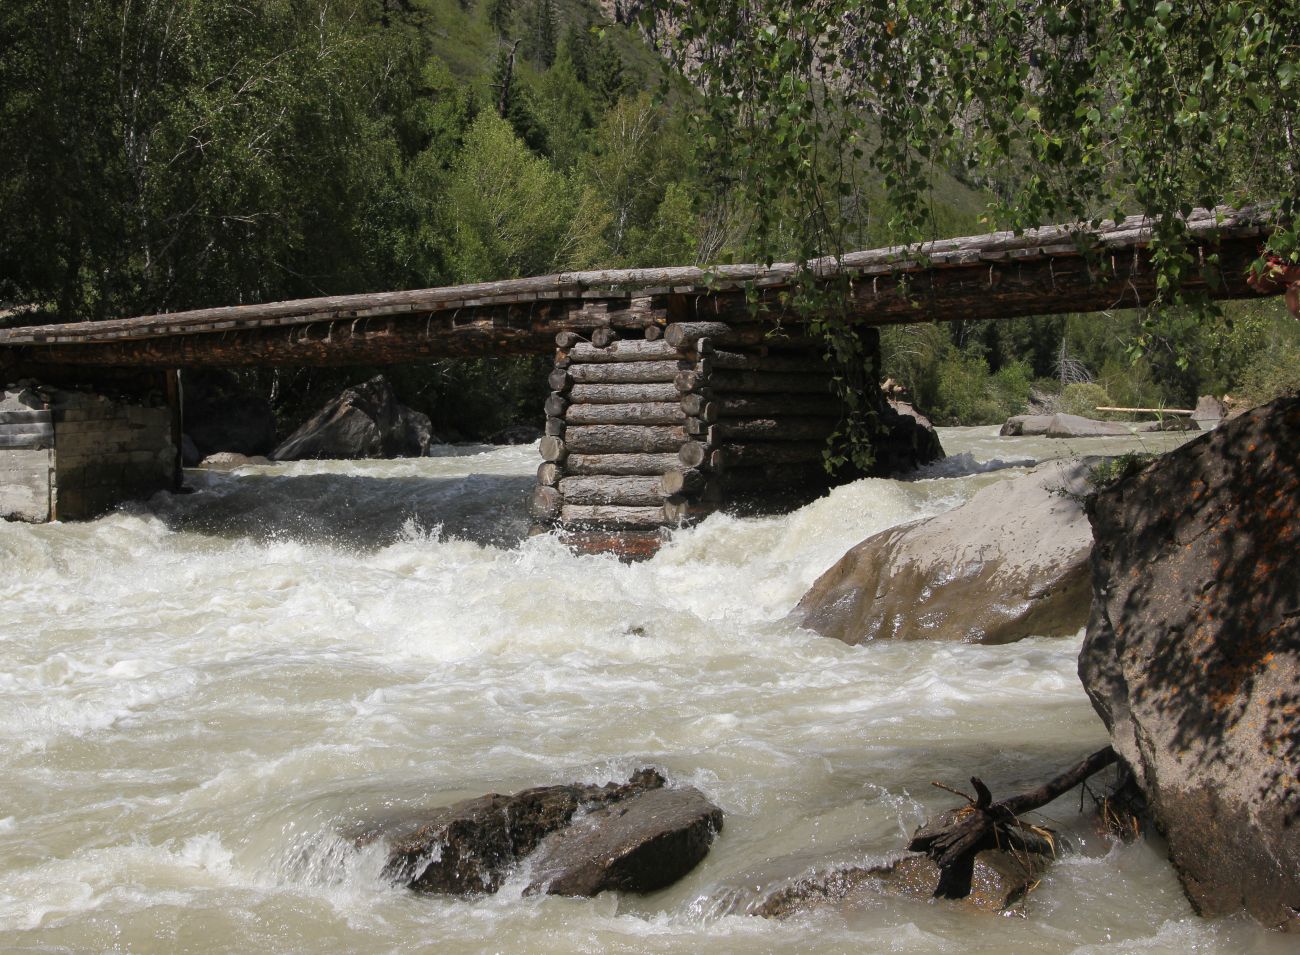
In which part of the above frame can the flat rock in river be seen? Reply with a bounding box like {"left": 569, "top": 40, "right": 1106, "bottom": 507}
{"left": 797, "top": 461, "right": 1094, "bottom": 644}
{"left": 731, "top": 850, "right": 1045, "bottom": 918}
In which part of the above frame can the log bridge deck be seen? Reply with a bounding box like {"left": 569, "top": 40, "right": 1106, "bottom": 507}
{"left": 0, "top": 207, "right": 1280, "bottom": 544}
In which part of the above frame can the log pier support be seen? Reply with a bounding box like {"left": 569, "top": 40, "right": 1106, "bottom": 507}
{"left": 532, "top": 316, "right": 859, "bottom": 556}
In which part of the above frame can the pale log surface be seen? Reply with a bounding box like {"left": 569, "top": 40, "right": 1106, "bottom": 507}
{"left": 565, "top": 453, "right": 681, "bottom": 476}
{"left": 565, "top": 403, "right": 686, "bottom": 426}
{"left": 564, "top": 425, "right": 689, "bottom": 454}
{"left": 559, "top": 476, "right": 665, "bottom": 506}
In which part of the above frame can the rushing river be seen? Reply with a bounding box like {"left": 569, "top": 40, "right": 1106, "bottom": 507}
{"left": 0, "top": 427, "right": 1288, "bottom": 954}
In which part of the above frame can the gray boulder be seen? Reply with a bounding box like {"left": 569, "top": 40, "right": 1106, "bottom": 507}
{"left": 272, "top": 375, "right": 435, "bottom": 461}
{"left": 797, "top": 461, "right": 1094, "bottom": 644}
{"left": 1080, "top": 394, "right": 1300, "bottom": 928}
{"left": 1192, "top": 394, "right": 1227, "bottom": 426}
{"left": 1000, "top": 414, "right": 1053, "bottom": 436}
{"left": 1044, "top": 413, "right": 1133, "bottom": 438}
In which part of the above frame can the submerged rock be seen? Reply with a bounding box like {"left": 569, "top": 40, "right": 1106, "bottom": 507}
{"left": 750, "top": 851, "right": 1045, "bottom": 919}
{"left": 797, "top": 461, "right": 1094, "bottom": 644}
{"left": 272, "top": 375, "right": 436, "bottom": 461}
{"left": 353, "top": 769, "right": 722, "bottom": 898}
{"left": 199, "top": 451, "right": 270, "bottom": 470}
{"left": 1080, "top": 393, "right": 1300, "bottom": 929}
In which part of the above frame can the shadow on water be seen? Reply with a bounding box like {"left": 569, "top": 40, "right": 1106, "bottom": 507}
{"left": 149, "top": 470, "right": 537, "bottom": 551}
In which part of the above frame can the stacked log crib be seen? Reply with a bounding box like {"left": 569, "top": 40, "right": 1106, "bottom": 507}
{"left": 532, "top": 320, "right": 846, "bottom": 555}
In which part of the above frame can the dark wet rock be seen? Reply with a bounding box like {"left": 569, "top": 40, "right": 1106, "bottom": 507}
{"left": 272, "top": 375, "right": 436, "bottom": 461}
{"left": 870, "top": 399, "right": 944, "bottom": 476}
{"left": 525, "top": 787, "right": 724, "bottom": 897}
{"left": 353, "top": 769, "right": 720, "bottom": 897}
{"left": 798, "top": 461, "right": 1093, "bottom": 644}
{"left": 183, "top": 369, "right": 276, "bottom": 458}
{"left": 1079, "top": 393, "right": 1300, "bottom": 928}
{"left": 746, "top": 851, "right": 1046, "bottom": 918}
{"left": 487, "top": 423, "right": 542, "bottom": 445}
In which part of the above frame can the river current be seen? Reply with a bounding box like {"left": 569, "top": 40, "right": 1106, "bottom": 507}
{"left": 0, "top": 427, "right": 1288, "bottom": 954}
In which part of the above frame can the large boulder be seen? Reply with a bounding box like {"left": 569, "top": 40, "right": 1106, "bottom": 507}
{"left": 1079, "top": 393, "right": 1300, "bottom": 928}
{"left": 869, "top": 399, "right": 945, "bottom": 476}
{"left": 797, "top": 461, "right": 1094, "bottom": 644}
{"left": 352, "top": 769, "right": 722, "bottom": 897}
{"left": 272, "top": 375, "right": 435, "bottom": 461}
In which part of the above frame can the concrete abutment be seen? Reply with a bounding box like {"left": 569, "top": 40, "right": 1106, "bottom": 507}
{"left": 1, "top": 369, "right": 181, "bottom": 523}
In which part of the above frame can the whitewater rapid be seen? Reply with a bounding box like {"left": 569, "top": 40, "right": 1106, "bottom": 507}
{"left": 0, "top": 428, "right": 1287, "bottom": 953}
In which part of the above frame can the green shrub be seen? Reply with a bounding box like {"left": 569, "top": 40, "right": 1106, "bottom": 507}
{"left": 1059, "top": 382, "right": 1113, "bottom": 418}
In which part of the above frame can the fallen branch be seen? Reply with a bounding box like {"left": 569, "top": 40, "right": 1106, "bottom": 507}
{"left": 908, "top": 745, "right": 1118, "bottom": 899}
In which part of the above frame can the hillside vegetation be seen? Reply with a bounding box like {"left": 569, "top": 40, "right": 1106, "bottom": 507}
{"left": 1, "top": 0, "right": 1294, "bottom": 437}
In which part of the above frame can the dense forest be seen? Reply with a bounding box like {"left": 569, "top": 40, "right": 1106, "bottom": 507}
{"left": 2, "top": 0, "right": 1297, "bottom": 439}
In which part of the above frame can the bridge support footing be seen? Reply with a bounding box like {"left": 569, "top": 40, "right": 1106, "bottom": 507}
{"left": 531, "top": 321, "right": 879, "bottom": 556}
{"left": 1, "top": 371, "right": 179, "bottom": 523}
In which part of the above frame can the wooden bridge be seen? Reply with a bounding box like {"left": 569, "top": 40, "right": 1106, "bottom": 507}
{"left": 0, "top": 207, "right": 1281, "bottom": 540}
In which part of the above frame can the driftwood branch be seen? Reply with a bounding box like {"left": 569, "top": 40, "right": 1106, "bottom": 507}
{"left": 908, "top": 745, "right": 1118, "bottom": 899}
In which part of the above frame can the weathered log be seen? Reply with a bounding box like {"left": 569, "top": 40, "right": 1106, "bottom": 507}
{"left": 559, "top": 475, "right": 665, "bottom": 506}
{"left": 565, "top": 425, "right": 689, "bottom": 454}
{"left": 714, "top": 417, "right": 837, "bottom": 441}
{"left": 569, "top": 383, "right": 681, "bottom": 404}
{"left": 719, "top": 441, "right": 825, "bottom": 466}
{"left": 711, "top": 370, "right": 832, "bottom": 394}
{"left": 686, "top": 417, "right": 709, "bottom": 437}
{"left": 560, "top": 504, "right": 666, "bottom": 527}
{"left": 545, "top": 417, "right": 566, "bottom": 437}
{"left": 553, "top": 350, "right": 571, "bottom": 368}
{"left": 531, "top": 485, "right": 562, "bottom": 520}
{"left": 679, "top": 395, "right": 719, "bottom": 421}
{"left": 909, "top": 746, "right": 1118, "bottom": 900}
{"left": 565, "top": 402, "right": 686, "bottom": 426}
{"left": 590, "top": 327, "right": 618, "bottom": 348}
{"left": 549, "top": 368, "right": 573, "bottom": 393}
{"left": 678, "top": 441, "right": 709, "bottom": 468}
{"left": 544, "top": 393, "right": 568, "bottom": 417}
{"left": 568, "top": 340, "right": 686, "bottom": 363}
{"left": 565, "top": 453, "right": 681, "bottom": 476}
{"left": 537, "top": 462, "right": 564, "bottom": 486}
{"left": 540, "top": 436, "right": 567, "bottom": 462}
{"left": 568, "top": 361, "right": 692, "bottom": 385}
{"left": 674, "top": 371, "right": 708, "bottom": 394}
{"left": 717, "top": 395, "right": 842, "bottom": 418}
{"left": 665, "top": 322, "right": 732, "bottom": 347}
{"left": 710, "top": 350, "right": 827, "bottom": 373}
{"left": 644, "top": 324, "right": 663, "bottom": 341}
{"left": 661, "top": 468, "right": 706, "bottom": 496}
{"left": 556, "top": 331, "right": 582, "bottom": 348}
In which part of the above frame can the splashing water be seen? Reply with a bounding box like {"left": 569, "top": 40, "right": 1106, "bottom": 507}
{"left": 0, "top": 428, "right": 1285, "bottom": 953}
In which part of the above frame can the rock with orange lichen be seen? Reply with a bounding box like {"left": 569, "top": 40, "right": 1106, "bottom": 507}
{"left": 1080, "top": 393, "right": 1300, "bottom": 930}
